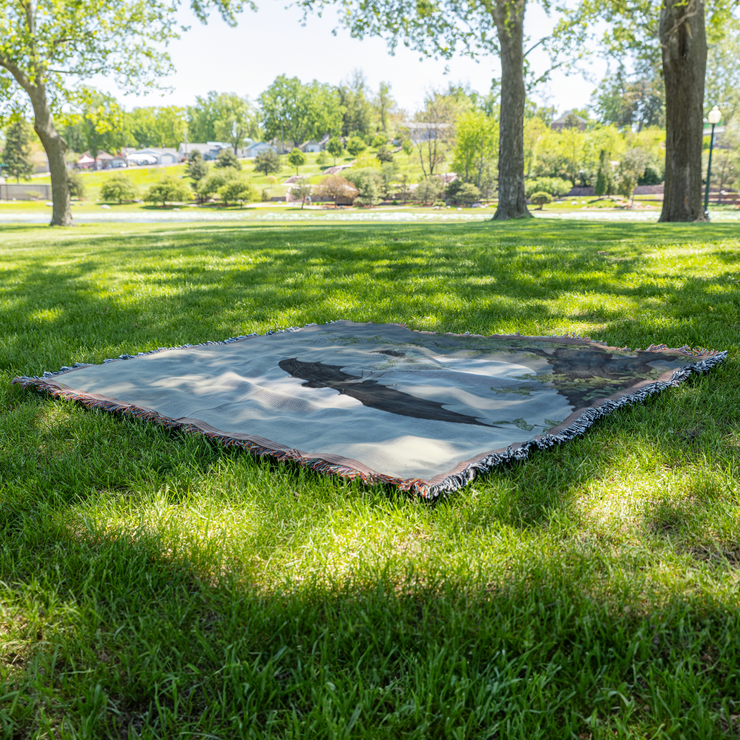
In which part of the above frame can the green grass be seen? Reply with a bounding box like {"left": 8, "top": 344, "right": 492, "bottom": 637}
{"left": 1, "top": 220, "right": 740, "bottom": 738}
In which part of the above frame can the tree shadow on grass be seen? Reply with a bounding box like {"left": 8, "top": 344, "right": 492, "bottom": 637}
{"left": 2, "top": 219, "right": 740, "bottom": 736}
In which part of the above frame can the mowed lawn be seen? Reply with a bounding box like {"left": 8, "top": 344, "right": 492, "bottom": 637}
{"left": 1, "top": 220, "right": 739, "bottom": 739}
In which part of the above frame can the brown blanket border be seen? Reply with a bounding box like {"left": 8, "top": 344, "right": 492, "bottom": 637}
{"left": 12, "top": 322, "right": 728, "bottom": 499}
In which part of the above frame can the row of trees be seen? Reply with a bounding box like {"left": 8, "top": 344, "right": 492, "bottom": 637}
{"left": 1, "top": 0, "right": 737, "bottom": 225}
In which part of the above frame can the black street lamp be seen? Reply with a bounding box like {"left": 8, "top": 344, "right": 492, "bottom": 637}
{"left": 704, "top": 105, "right": 722, "bottom": 219}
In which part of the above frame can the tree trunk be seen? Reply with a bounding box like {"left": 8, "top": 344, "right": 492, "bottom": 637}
{"left": 492, "top": 0, "right": 532, "bottom": 221}
{"left": 26, "top": 83, "right": 74, "bottom": 226}
{"left": 659, "top": 0, "right": 707, "bottom": 222}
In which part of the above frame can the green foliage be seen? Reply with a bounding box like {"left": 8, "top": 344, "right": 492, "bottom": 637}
{"left": 288, "top": 148, "right": 307, "bottom": 173}
{"left": 215, "top": 149, "right": 241, "bottom": 170}
{"left": 595, "top": 150, "right": 616, "bottom": 197}
{"left": 326, "top": 137, "right": 344, "bottom": 164}
{"left": 379, "top": 161, "right": 399, "bottom": 198}
{"left": 2, "top": 114, "right": 34, "bottom": 183}
{"left": 317, "top": 150, "right": 330, "bottom": 168}
{"left": 451, "top": 109, "right": 497, "bottom": 197}
{"left": 448, "top": 181, "right": 481, "bottom": 205}
{"left": 530, "top": 191, "right": 553, "bottom": 209}
{"left": 100, "top": 175, "right": 138, "bottom": 203}
{"left": 344, "top": 167, "right": 382, "bottom": 206}
{"left": 62, "top": 90, "right": 126, "bottom": 158}
{"left": 617, "top": 147, "right": 649, "bottom": 204}
{"left": 218, "top": 177, "right": 257, "bottom": 207}
{"left": 401, "top": 138, "right": 414, "bottom": 157}
{"left": 413, "top": 176, "right": 445, "bottom": 204}
{"left": 196, "top": 170, "right": 235, "bottom": 201}
{"left": 67, "top": 171, "right": 86, "bottom": 200}
{"left": 525, "top": 177, "right": 571, "bottom": 198}
{"left": 371, "top": 132, "right": 388, "bottom": 147}
{"left": 346, "top": 136, "right": 367, "bottom": 157}
{"left": 638, "top": 164, "right": 662, "bottom": 186}
{"left": 375, "top": 145, "right": 394, "bottom": 163}
{"left": 338, "top": 71, "right": 375, "bottom": 138}
{"left": 187, "top": 92, "right": 260, "bottom": 150}
{"left": 123, "top": 105, "right": 187, "bottom": 149}
{"left": 290, "top": 176, "right": 313, "bottom": 207}
{"left": 144, "top": 176, "right": 191, "bottom": 206}
{"left": 253, "top": 149, "right": 280, "bottom": 176}
{"left": 259, "top": 75, "right": 343, "bottom": 148}
{"left": 186, "top": 151, "right": 209, "bottom": 183}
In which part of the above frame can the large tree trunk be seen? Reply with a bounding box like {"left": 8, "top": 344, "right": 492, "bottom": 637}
{"left": 27, "top": 83, "right": 74, "bottom": 226}
{"left": 659, "top": 0, "right": 707, "bottom": 222}
{"left": 492, "top": 0, "right": 532, "bottom": 221}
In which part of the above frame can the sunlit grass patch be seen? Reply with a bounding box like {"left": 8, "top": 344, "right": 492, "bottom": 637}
{"left": 1, "top": 220, "right": 740, "bottom": 737}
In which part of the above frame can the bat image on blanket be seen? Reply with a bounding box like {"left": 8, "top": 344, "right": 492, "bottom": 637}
{"left": 278, "top": 357, "right": 497, "bottom": 427}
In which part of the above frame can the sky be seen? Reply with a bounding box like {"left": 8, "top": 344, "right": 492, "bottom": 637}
{"left": 108, "top": 1, "right": 606, "bottom": 115}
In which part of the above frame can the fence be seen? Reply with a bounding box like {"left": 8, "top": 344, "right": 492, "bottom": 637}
{"left": 0, "top": 183, "right": 52, "bottom": 201}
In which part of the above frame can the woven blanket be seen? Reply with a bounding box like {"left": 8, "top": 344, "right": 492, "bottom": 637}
{"left": 13, "top": 321, "right": 726, "bottom": 499}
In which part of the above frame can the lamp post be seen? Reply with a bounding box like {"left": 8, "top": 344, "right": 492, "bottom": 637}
{"left": 704, "top": 105, "right": 722, "bottom": 219}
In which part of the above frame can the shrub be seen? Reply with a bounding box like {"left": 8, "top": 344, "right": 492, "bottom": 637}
{"left": 346, "top": 136, "right": 367, "bottom": 157}
{"left": 414, "top": 177, "right": 445, "bottom": 205}
{"left": 326, "top": 137, "right": 344, "bottom": 164}
{"left": 375, "top": 145, "right": 394, "bottom": 164}
{"left": 317, "top": 150, "right": 330, "bottom": 168}
{"left": 371, "top": 133, "right": 388, "bottom": 147}
{"left": 638, "top": 164, "right": 663, "bottom": 186}
{"left": 186, "top": 152, "right": 209, "bottom": 183}
{"left": 344, "top": 168, "right": 382, "bottom": 206}
{"left": 530, "top": 191, "right": 552, "bottom": 210}
{"left": 455, "top": 182, "right": 481, "bottom": 205}
{"left": 218, "top": 178, "right": 257, "bottom": 207}
{"left": 215, "top": 149, "right": 241, "bottom": 170}
{"left": 144, "top": 176, "right": 191, "bottom": 206}
{"left": 253, "top": 149, "right": 280, "bottom": 175}
{"left": 288, "top": 148, "right": 307, "bottom": 173}
{"left": 100, "top": 175, "right": 138, "bottom": 204}
{"left": 196, "top": 170, "right": 234, "bottom": 201}
{"left": 525, "top": 177, "right": 571, "bottom": 198}
{"left": 68, "top": 171, "right": 86, "bottom": 200}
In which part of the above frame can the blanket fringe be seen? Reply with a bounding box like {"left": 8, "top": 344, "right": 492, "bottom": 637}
{"left": 11, "top": 322, "right": 728, "bottom": 501}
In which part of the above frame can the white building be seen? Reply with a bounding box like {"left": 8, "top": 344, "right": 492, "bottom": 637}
{"left": 244, "top": 142, "right": 278, "bottom": 159}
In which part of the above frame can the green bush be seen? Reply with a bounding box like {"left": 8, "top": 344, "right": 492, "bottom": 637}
{"left": 253, "top": 149, "right": 280, "bottom": 175}
{"left": 218, "top": 178, "right": 257, "bottom": 207}
{"left": 414, "top": 177, "right": 445, "bottom": 205}
{"left": 530, "top": 191, "right": 553, "bottom": 210}
{"left": 371, "top": 133, "right": 388, "bottom": 147}
{"left": 196, "top": 170, "right": 234, "bottom": 202}
{"left": 525, "top": 177, "right": 571, "bottom": 198}
{"left": 100, "top": 175, "right": 137, "bottom": 204}
{"left": 68, "top": 171, "right": 86, "bottom": 200}
{"left": 215, "top": 149, "right": 241, "bottom": 170}
{"left": 346, "top": 136, "right": 367, "bottom": 157}
{"left": 144, "top": 176, "right": 191, "bottom": 207}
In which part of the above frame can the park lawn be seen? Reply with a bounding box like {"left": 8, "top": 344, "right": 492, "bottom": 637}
{"left": 1, "top": 220, "right": 739, "bottom": 738}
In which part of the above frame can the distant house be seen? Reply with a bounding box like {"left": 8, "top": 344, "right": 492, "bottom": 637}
{"left": 124, "top": 147, "right": 179, "bottom": 165}
{"left": 401, "top": 121, "right": 451, "bottom": 144}
{"left": 244, "top": 142, "right": 278, "bottom": 159}
{"left": 178, "top": 142, "right": 231, "bottom": 161}
{"left": 551, "top": 111, "right": 587, "bottom": 132}
{"left": 77, "top": 151, "right": 115, "bottom": 170}
{"left": 301, "top": 135, "right": 330, "bottom": 153}
{"left": 108, "top": 155, "right": 128, "bottom": 168}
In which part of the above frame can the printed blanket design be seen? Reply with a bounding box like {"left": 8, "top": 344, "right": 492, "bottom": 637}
{"left": 13, "top": 321, "right": 726, "bottom": 498}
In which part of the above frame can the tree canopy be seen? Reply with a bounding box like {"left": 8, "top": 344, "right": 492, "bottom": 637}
{"left": 259, "top": 75, "right": 343, "bottom": 149}
{"left": 0, "top": 0, "right": 250, "bottom": 225}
